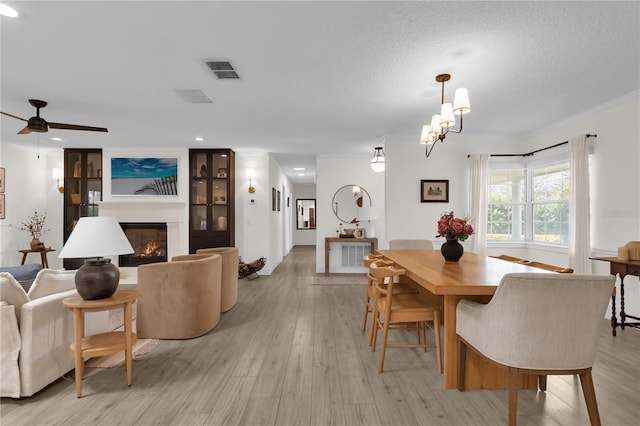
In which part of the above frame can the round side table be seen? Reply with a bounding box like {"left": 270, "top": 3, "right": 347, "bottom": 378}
{"left": 62, "top": 290, "right": 140, "bottom": 398}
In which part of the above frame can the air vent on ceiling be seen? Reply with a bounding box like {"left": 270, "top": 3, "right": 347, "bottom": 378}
{"left": 206, "top": 61, "right": 240, "bottom": 79}
{"left": 177, "top": 89, "right": 213, "bottom": 104}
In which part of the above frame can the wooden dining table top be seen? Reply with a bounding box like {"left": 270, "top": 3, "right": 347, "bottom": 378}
{"left": 376, "top": 249, "right": 549, "bottom": 296}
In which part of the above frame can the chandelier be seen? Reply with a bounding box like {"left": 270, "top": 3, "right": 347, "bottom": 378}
{"left": 419, "top": 74, "right": 471, "bottom": 157}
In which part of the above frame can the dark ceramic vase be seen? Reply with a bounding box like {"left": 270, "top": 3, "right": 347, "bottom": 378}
{"left": 441, "top": 238, "right": 464, "bottom": 262}
{"left": 75, "top": 258, "right": 120, "bottom": 300}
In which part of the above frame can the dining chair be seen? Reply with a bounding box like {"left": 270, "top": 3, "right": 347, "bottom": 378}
{"left": 369, "top": 260, "right": 442, "bottom": 373}
{"left": 389, "top": 239, "right": 434, "bottom": 250}
{"left": 456, "top": 273, "right": 615, "bottom": 426}
{"left": 361, "top": 254, "right": 417, "bottom": 334}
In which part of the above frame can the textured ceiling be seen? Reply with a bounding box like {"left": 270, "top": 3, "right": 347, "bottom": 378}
{"left": 1, "top": 1, "right": 638, "bottom": 184}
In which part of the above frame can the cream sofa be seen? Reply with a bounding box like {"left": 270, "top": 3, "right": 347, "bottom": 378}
{"left": 0, "top": 270, "right": 110, "bottom": 398}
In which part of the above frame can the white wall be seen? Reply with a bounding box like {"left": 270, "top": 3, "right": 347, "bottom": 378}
{"left": 316, "top": 155, "right": 385, "bottom": 274}
{"left": 0, "top": 143, "right": 64, "bottom": 268}
{"left": 292, "top": 184, "right": 316, "bottom": 246}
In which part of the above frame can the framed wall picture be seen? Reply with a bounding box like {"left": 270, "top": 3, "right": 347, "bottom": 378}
{"left": 356, "top": 228, "right": 365, "bottom": 238}
{"left": 0, "top": 194, "right": 4, "bottom": 219}
{"left": 0, "top": 167, "right": 5, "bottom": 193}
{"left": 111, "top": 158, "right": 178, "bottom": 195}
{"left": 421, "top": 179, "right": 449, "bottom": 203}
{"left": 277, "top": 190, "right": 281, "bottom": 211}
{"left": 272, "top": 187, "right": 276, "bottom": 211}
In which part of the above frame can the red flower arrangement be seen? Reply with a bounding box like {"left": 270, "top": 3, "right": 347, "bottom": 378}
{"left": 436, "top": 211, "right": 474, "bottom": 241}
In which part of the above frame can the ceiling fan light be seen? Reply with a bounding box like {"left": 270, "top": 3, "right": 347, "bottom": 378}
{"left": 453, "top": 87, "right": 471, "bottom": 115}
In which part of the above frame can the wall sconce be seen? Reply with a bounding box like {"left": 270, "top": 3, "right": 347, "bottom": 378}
{"left": 370, "top": 147, "right": 385, "bottom": 172}
{"left": 246, "top": 168, "right": 256, "bottom": 193}
{"left": 52, "top": 168, "right": 64, "bottom": 193}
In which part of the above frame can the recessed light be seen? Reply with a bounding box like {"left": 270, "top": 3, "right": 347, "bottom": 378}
{"left": 0, "top": 5, "right": 18, "bottom": 18}
{"left": 195, "top": 137, "right": 204, "bottom": 142}
{"left": 298, "top": 173, "right": 305, "bottom": 176}
{"left": 50, "top": 137, "right": 63, "bottom": 141}
{"left": 293, "top": 167, "right": 305, "bottom": 171}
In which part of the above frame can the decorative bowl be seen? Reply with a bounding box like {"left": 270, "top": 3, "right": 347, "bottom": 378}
{"left": 343, "top": 228, "right": 356, "bottom": 236}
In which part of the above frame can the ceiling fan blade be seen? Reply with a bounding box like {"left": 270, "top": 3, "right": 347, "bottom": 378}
{"left": 17, "top": 126, "right": 33, "bottom": 134}
{"left": 48, "top": 122, "right": 108, "bottom": 132}
{"left": 1, "top": 111, "right": 29, "bottom": 122}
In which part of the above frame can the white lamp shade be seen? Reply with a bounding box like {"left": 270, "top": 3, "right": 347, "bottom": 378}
{"left": 453, "top": 87, "right": 471, "bottom": 115}
{"left": 357, "top": 205, "right": 379, "bottom": 222}
{"left": 52, "top": 168, "right": 64, "bottom": 180}
{"left": 439, "top": 103, "right": 455, "bottom": 128}
{"left": 430, "top": 114, "right": 442, "bottom": 135}
{"left": 59, "top": 216, "right": 134, "bottom": 258}
{"left": 246, "top": 168, "right": 255, "bottom": 179}
{"left": 370, "top": 157, "right": 385, "bottom": 173}
{"left": 420, "top": 125, "right": 431, "bottom": 144}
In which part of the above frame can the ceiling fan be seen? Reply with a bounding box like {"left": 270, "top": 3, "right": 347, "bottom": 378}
{"left": 0, "top": 99, "right": 108, "bottom": 134}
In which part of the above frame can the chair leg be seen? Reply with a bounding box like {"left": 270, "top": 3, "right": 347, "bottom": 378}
{"left": 433, "top": 311, "right": 442, "bottom": 373}
{"left": 378, "top": 318, "right": 391, "bottom": 373}
{"left": 369, "top": 304, "right": 379, "bottom": 350}
{"left": 508, "top": 367, "right": 519, "bottom": 426}
{"left": 579, "top": 369, "right": 602, "bottom": 426}
{"left": 457, "top": 338, "right": 466, "bottom": 391}
{"left": 362, "top": 294, "right": 371, "bottom": 332}
{"left": 538, "top": 375, "right": 547, "bottom": 392}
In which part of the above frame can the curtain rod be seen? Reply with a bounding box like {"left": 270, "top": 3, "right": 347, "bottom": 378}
{"left": 467, "top": 134, "right": 597, "bottom": 158}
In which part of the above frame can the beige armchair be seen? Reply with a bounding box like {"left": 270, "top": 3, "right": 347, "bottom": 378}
{"left": 196, "top": 247, "right": 239, "bottom": 312}
{"left": 137, "top": 254, "right": 222, "bottom": 339}
{"left": 456, "top": 273, "right": 615, "bottom": 426}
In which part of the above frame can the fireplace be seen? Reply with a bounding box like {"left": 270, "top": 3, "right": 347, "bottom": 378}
{"left": 119, "top": 222, "right": 168, "bottom": 267}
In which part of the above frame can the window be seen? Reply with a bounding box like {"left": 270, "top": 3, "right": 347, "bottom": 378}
{"left": 531, "top": 163, "right": 570, "bottom": 244}
{"left": 488, "top": 168, "right": 525, "bottom": 241}
{"left": 487, "top": 160, "right": 569, "bottom": 245}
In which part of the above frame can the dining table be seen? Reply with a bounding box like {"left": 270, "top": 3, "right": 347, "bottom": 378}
{"left": 376, "top": 249, "right": 549, "bottom": 389}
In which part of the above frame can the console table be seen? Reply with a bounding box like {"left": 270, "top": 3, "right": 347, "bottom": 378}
{"left": 324, "top": 237, "right": 377, "bottom": 276}
{"left": 63, "top": 290, "right": 140, "bottom": 397}
{"left": 591, "top": 256, "right": 640, "bottom": 336}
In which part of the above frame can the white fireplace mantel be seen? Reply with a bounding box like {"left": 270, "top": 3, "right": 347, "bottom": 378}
{"left": 98, "top": 200, "right": 186, "bottom": 223}
{"left": 98, "top": 200, "right": 188, "bottom": 267}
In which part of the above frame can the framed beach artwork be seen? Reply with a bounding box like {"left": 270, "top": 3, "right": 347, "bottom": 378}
{"left": 420, "top": 179, "right": 449, "bottom": 203}
{"left": 111, "top": 158, "right": 178, "bottom": 195}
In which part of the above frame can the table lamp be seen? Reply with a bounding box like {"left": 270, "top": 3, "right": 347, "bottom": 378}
{"left": 356, "top": 205, "right": 379, "bottom": 238}
{"left": 58, "top": 216, "right": 134, "bottom": 300}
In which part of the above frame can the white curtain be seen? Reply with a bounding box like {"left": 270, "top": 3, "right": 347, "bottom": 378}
{"left": 569, "top": 135, "right": 592, "bottom": 273}
{"left": 468, "top": 154, "right": 489, "bottom": 255}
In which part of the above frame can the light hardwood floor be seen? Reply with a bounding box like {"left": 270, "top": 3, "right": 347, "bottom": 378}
{"left": 2, "top": 246, "right": 639, "bottom": 425}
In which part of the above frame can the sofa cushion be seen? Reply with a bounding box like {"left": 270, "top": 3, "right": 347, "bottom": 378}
{"left": 27, "top": 269, "right": 76, "bottom": 300}
{"left": 0, "top": 264, "right": 42, "bottom": 293}
{"left": 0, "top": 273, "right": 30, "bottom": 323}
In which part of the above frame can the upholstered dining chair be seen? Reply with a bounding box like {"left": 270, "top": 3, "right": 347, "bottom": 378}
{"left": 369, "top": 260, "right": 442, "bottom": 373}
{"left": 389, "top": 239, "right": 434, "bottom": 250}
{"left": 361, "top": 254, "right": 417, "bottom": 334}
{"left": 456, "top": 273, "right": 615, "bottom": 426}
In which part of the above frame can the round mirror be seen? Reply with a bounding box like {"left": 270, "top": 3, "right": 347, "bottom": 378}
{"left": 332, "top": 184, "right": 371, "bottom": 223}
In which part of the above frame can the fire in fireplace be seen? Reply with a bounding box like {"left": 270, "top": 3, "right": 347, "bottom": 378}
{"left": 119, "top": 222, "right": 168, "bottom": 267}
